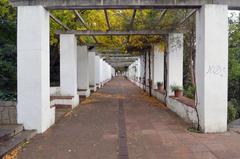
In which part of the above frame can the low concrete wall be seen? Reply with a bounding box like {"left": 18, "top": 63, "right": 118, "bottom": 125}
{"left": 152, "top": 90, "right": 165, "bottom": 102}
{"left": 152, "top": 89, "right": 197, "bottom": 126}
{"left": 131, "top": 80, "right": 198, "bottom": 126}
{"left": 167, "top": 98, "right": 198, "bottom": 125}
{"left": 0, "top": 101, "right": 17, "bottom": 124}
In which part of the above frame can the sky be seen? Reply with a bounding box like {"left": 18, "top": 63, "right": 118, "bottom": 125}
{"left": 228, "top": 10, "right": 240, "bottom": 21}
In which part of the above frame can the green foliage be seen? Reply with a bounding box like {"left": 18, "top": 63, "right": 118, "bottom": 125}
{"left": 183, "top": 85, "right": 195, "bottom": 99}
{"left": 228, "top": 99, "right": 239, "bottom": 123}
{"left": 228, "top": 16, "right": 240, "bottom": 120}
{"left": 0, "top": 0, "right": 17, "bottom": 101}
{"left": 170, "top": 85, "right": 183, "bottom": 92}
{"left": 0, "top": 90, "right": 16, "bottom": 101}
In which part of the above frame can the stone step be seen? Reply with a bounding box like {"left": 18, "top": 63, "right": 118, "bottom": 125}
{"left": 50, "top": 96, "right": 74, "bottom": 101}
{"left": 0, "top": 130, "right": 36, "bottom": 157}
{"left": 0, "top": 125, "right": 24, "bottom": 142}
{"left": 54, "top": 104, "right": 72, "bottom": 109}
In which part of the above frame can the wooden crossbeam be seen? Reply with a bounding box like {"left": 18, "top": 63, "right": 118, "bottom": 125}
{"left": 56, "top": 30, "right": 181, "bottom": 36}
{"left": 158, "top": 9, "right": 167, "bottom": 24}
{"left": 74, "top": 10, "right": 89, "bottom": 29}
{"left": 105, "top": 57, "right": 138, "bottom": 60}
{"left": 49, "top": 13, "right": 70, "bottom": 30}
{"left": 104, "top": 9, "right": 113, "bottom": 40}
{"left": 99, "top": 53, "right": 138, "bottom": 57}
{"left": 126, "top": 9, "right": 137, "bottom": 44}
{"left": 104, "top": 9, "right": 111, "bottom": 31}
{"left": 74, "top": 10, "right": 98, "bottom": 43}
{"left": 9, "top": 0, "right": 240, "bottom": 10}
{"left": 179, "top": 9, "right": 197, "bottom": 25}
{"left": 105, "top": 59, "right": 137, "bottom": 62}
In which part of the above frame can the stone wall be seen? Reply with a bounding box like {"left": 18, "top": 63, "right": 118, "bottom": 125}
{"left": 0, "top": 101, "right": 17, "bottom": 124}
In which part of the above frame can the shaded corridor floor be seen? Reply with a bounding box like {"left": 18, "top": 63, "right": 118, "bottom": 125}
{"left": 18, "top": 77, "right": 240, "bottom": 159}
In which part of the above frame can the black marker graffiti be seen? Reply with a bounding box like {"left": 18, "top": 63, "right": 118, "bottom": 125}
{"left": 206, "top": 65, "right": 226, "bottom": 77}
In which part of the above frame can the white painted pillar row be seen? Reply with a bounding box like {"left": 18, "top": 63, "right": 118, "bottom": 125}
{"left": 146, "top": 52, "right": 149, "bottom": 84}
{"left": 89, "top": 52, "right": 97, "bottom": 92}
{"left": 99, "top": 58, "right": 104, "bottom": 85}
{"left": 140, "top": 56, "right": 145, "bottom": 83}
{"left": 137, "top": 58, "right": 141, "bottom": 81}
{"left": 196, "top": 4, "right": 228, "bottom": 133}
{"left": 77, "top": 46, "right": 90, "bottom": 97}
{"left": 103, "top": 61, "right": 107, "bottom": 82}
{"left": 107, "top": 64, "right": 111, "bottom": 80}
{"left": 95, "top": 55, "right": 101, "bottom": 88}
{"left": 60, "top": 34, "right": 79, "bottom": 107}
{"left": 153, "top": 44, "right": 164, "bottom": 89}
{"left": 102, "top": 61, "right": 105, "bottom": 82}
{"left": 17, "top": 6, "right": 55, "bottom": 133}
{"left": 111, "top": 67, "right": 115, "bottom": 77}
{"left": 167, "top": 33, "right": 183, "bottom": 96}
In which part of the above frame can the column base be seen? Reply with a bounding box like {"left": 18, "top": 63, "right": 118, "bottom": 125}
{"left": 89, "top": 85, "right": 97, "bottom": 92}
{"left": 78, "top": 89, "right": 91, "bottom": 97}
{"left": 50, "top": 94, "right": 79, "bottom": 109}
{"left": 96, "top": 83, "right": 101, "bottom": 89}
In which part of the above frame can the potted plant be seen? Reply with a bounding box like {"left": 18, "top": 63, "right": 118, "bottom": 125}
{"left": 157, "top": 82, "right": 164, "bottom": 91}
{"left": 171, "top": 85, "right": 183, "bottom": 97}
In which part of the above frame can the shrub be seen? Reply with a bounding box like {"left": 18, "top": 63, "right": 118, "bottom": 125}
{"left": 0, "top": 90, "right": 16, "bottom": 101}
{"left": 170, "top": 85, "right": 183, "bottom": 92}
{"left": 228, "top": 99, "right": 239, "bottom": 123}
{"left": 183, "top": 85, "right": 196, "bottom": 99}
{"left": 157, "top": 82, "right": 163, "bottom": 85}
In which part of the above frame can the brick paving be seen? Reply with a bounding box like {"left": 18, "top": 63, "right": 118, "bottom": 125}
{"left": 18, "top": 77, "right": 240, "bottom": 159}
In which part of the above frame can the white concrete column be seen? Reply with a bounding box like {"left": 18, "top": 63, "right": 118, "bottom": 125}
{"left": 99, "top": 58, "right": 104, "bottom": 85}
{"left": 153, "top": 44, "right": 164, "bottom": 89}
{"left": 60, "top": 34, "right": 79, "bottom": 107}
{"left": 146, "top": 52, "right": 149, "bottom": 85}
{"left": 89, "top": 52, "right": 97, "bottom": 92}
{"left": 107, "top": 64, "right": 111, "bottom": 80}
{"left": 77, "top": 46, "right": 90, "bottom": 97}
{"left": 196, "top": 4, "right": 228, "bottom": 133}
{"left": 95, "top": 55, "right": 101, "bottom": 88}
{"left": 17, "top": 6, "right": 55, "bottom": 133}
{"left": 167, "top": 33, "right": 183, "bottom": 96}
{"left": 111, "top": 67, "right": 115, "bottom": 77}
{"left": 102, "top": 61, "right": 107, "bottom": 82}
{"left": 136, "top": 58, "right": 141, "bottom": 81}
{"left": 140, "top": 55, "right": 145, "bottom": 84}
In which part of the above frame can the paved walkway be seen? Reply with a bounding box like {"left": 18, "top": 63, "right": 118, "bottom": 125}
{"left": 18, "top": 77, "right": 240, "bottom": 159}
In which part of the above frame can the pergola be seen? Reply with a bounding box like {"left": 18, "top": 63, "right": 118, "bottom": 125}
{"left": 9, "top": 0, "right": 239, "bottom": 134}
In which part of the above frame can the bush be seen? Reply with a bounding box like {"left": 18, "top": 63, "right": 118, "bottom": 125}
{"left": 170, "top": 85, "right": 183, "bottom": 92}
{"left": 228, "top": 99, "right": 239, "bottom": 123}
{"left": 183, "top": 85, "right": 195, "bottom": 99}
{"left": 0, "top": 90, "right": 16, "bottom": 101}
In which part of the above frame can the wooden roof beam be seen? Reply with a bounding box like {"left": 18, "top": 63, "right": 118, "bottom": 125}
{"left": 57, "top": 30, "right": 181, "bottom": 36}
{"left": 74, "top": 10, "right": 99, "bottom": 43}
{"left": 9, "top": 0, "right": 240, "bottom": 10}
{"left": 126, "top": 9, "right": 137, "bottom": 44}
{"left": 179, "top": 9, "right": 197, "bottom": 26}
{"left": 49, "top": 13, "right": 70, "bottom": 30}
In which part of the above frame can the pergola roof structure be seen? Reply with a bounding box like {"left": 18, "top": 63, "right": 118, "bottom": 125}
{"left": 9, "top": 0, "right": 240, "bottom": 68}
{"left": 9, "top": 0, "right": 240, "bottom": 10}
